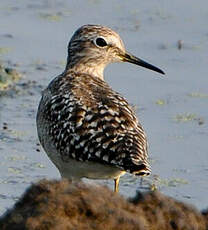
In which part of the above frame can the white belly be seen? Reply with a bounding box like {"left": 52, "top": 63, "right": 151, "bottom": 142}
{"left": 57, "top": 158, "right": 126, "bottom": 180}
{"left": 41, "top": 136, "right": 125, "bottom": 180}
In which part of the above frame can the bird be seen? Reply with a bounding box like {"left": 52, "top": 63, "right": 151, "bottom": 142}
{"left": 36, "top": 25, "right": 164, "bottom": 193}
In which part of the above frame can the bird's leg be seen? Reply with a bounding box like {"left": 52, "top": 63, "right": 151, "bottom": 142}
{"left": 140, "top": 177, "right": 144, "bottom": 186}
{"left": 114, "top": 177, "right": 120, "bottom": 193}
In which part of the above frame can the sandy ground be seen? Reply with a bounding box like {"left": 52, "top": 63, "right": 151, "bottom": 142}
{"left": 0, "top": 0, "right": 208, "bottom": 214}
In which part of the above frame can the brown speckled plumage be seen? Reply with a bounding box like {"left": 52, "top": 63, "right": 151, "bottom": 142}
{"left": 36, "top": 25, "right": 164, "bottom": 192}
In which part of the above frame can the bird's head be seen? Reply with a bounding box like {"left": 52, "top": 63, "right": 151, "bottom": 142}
{"left": 66, "top": 25, "right": 164, "bottom": 78}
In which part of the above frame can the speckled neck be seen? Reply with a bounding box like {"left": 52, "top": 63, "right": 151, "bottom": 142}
{"left": 65, "top": 62, "right": 105, "bottom": 80}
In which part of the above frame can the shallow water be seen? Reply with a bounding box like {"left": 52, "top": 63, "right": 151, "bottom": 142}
{"left": 0, "top": 0, "right": 208, "bottom": 214}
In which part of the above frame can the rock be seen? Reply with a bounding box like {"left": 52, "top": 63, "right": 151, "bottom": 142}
{"left": 0, "top": 179, "right": 207, "bottom": 230}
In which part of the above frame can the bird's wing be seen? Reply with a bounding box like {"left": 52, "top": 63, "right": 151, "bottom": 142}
{"left": 43, "top": 72, "right": 150, "bottom": 175}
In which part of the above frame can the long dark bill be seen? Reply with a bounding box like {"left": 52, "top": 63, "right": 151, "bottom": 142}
{"left": 121, "top": 52, "right": 165, "bottom": 75}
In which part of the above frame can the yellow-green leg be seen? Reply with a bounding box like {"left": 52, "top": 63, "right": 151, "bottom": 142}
{"left": 114, "top": 177, "right": 120, "bottom": 193}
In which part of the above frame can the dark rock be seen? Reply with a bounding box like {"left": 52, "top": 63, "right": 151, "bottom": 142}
{"left": 0, "top": 179, "right": 207, "bottom": 230}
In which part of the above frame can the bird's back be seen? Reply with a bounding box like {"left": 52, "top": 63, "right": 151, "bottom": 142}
{"left": 37, "top": 70, "right": 150, "bottom": 176}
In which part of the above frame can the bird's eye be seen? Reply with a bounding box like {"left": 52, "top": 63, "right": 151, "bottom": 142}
{"left": 94, "top": 37, "right": 108, "bottom": 47}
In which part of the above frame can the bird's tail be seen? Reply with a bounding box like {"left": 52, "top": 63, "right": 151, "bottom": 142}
{"left": 127, "top": 162, "right": 151, "bottom": 177}
{"left": 132, "top": 164, "right": 151, "bottom": 176}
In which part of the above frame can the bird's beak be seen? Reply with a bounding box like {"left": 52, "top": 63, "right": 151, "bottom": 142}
{"left": 119, "top": 51, "right": 165, "bottom": 75}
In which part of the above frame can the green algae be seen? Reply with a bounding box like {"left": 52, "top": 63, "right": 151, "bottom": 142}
{"left": 174, "top": 113, "right": 197, "bottom": 122}
{"left": 150, "top": 176, "right": 189, "bottom": 191}
{"left": 173, "top": 113, "right": 204, "bottom": 125}
{"left": 0, "top": 47, "right": 11, "bottom": 55}
{"left": 0, "top": 63, "right": 21, "bottom": 91}
{"left": 155, "top": 99, "right": 166, "bottom": 105}
{"left": 188, "top": 92, "right": 208, "bottom": 98}
{"left": 39, "top": 12, "right": 62, "bottom": 22}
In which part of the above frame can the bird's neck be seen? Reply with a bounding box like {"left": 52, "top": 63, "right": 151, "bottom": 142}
{"left": 65, "top": 62, "right": 105, "bottom": 80}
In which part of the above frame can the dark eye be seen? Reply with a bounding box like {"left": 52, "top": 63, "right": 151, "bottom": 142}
{"left": 94, "top": 37, "right": 108, "bottom": 47}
